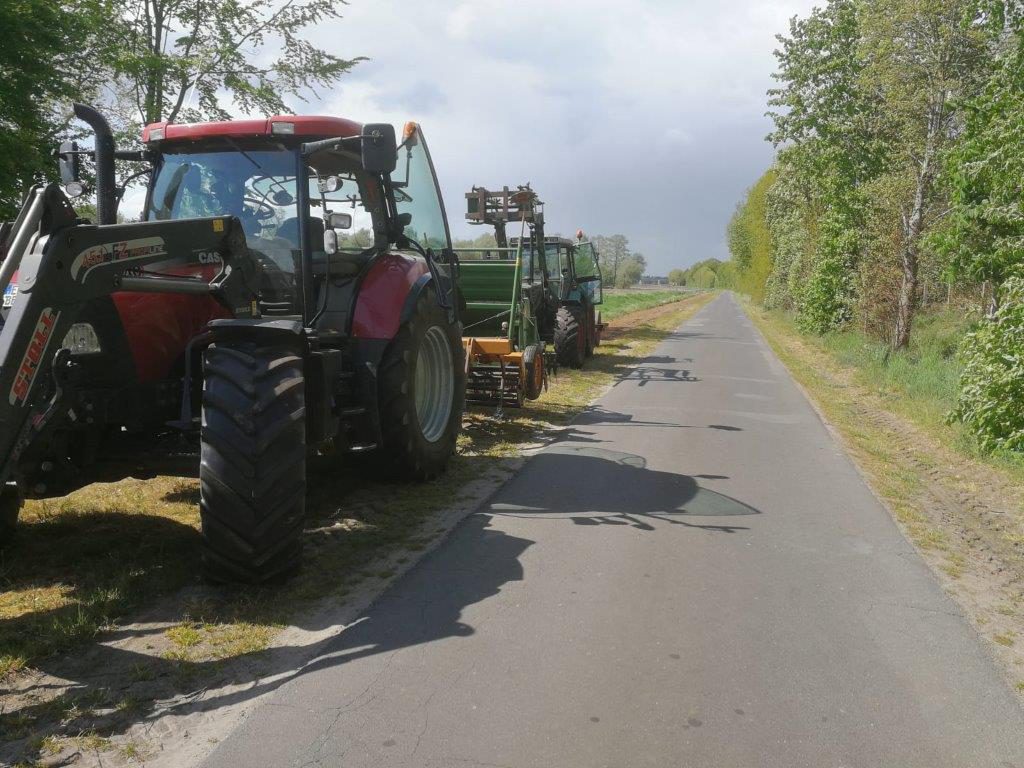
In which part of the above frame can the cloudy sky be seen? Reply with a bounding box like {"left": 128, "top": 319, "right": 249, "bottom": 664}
{"left": 296, "top": 0, "right": 816, "bottom": 274}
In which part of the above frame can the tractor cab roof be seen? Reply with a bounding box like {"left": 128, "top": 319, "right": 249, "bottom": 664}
{"left": 141, "top": 116, "right": 363, "bottom": 146}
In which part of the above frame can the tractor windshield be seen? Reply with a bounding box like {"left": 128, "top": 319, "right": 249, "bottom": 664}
{"left": 147, "top": 146, "right": 378, "bottom": 273}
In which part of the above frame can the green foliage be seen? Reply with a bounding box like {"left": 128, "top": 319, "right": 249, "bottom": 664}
{"left": 667, "top": 268, "right": 686, "bottom": 286}
{"left": 0, "top": 0, "right": 97, "bottom": 217}
{"left": 936, "top": 22, "right": 1024, "bottom": 288}
{"left": 615, "top": 252, "right": 646, "bottom": 288}
{"left": 729, "top": 0, "right": 990, "bottom": 349}
{"left": 591, "top": 234, "right": 645, "bottom": 288}
{"left": 453, "top": 232, "right": 499, "bottom": 249}
{"left": 726, "top": 168, "right": 776, "bottom": 302}
{"left": 100, "top": 0, "right": 364, "bottom": 126}
{"left": 951, "top": 272, "right": 1024, "bottom": 452}
{"left": 676, "top": 258, "right": 727, "bottom": 289}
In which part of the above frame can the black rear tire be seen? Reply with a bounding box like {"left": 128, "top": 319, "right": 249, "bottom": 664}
{"left": 199, "top": 341, "right": 306, "bottom": 583}
{"left": 554, "top": 305, "right": 585, "bottom": 369}
{"left": 378, "top": 294, "right": 465, "bottom": 481}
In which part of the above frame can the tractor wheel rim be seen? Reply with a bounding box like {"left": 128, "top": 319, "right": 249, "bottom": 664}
{"left": 415, "top": 325, "right": 454, "bottom": 443}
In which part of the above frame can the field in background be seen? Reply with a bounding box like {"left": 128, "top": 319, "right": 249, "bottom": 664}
{"left": 600, "top": 287, "right": 695, "bottom": 321}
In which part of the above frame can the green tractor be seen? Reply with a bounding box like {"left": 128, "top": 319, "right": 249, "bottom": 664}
{"left": 464, "top": 185, "right": 604, "bottom": 370}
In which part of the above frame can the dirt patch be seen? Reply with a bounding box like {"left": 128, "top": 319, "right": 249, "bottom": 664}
{"left": 749, "top": 306, "right": 1024, "bottom": 696}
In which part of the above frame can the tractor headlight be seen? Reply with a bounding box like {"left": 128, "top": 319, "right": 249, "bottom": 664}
{"left": 62, "top": 323, "right": 102, "bottom": 355}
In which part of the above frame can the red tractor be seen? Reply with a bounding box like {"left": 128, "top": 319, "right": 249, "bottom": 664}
{"left": 0, "top": 104, "right": 465, "bottom": 582}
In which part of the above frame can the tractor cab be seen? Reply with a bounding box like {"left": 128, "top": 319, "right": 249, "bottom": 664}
{"left": 140, "top": 116, "right": 455, "bottom": 326}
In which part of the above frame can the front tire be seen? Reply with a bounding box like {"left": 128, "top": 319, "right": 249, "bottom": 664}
{"left": 199, "top": 341, "right": 306, "bottom": 583}
{"left": 378, "top": 294, "right": 465, "bottom": 481}
{"left": 554, "top": 305, "right": 585, "bottom": 369}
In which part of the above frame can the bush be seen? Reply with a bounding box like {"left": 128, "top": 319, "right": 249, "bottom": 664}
{"left": 951, "top": 273, "right": 1024, "bottom": 452}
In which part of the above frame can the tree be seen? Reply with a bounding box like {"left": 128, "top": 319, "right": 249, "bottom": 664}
{"left": 858, "top": 0, "right": 986, "bottom": 347}
{"left": 726, "top": 169, "right": 776, "bottom": 302}
{"left": 667, "top": 268, "right": 687, "bottom": 286}
{"left": 767, "top": 0, "right": 885, "bottom": 334}
{"left": 936, "top": 5, "right": 1024, "bottom": 306}
{"left": 453, "top": 232, "right": 499, "bottom": 249}
{"left": 593, "top": 234, "right": 630, "bottom": 286}
{"left": 616, "top": 252, "right": 646, "bottom": 287}
{"left": 99, "top": 0, "right": 364, "bottom": 127}
{"left": 0, "top": 0, "right": 97, "bottom": 217}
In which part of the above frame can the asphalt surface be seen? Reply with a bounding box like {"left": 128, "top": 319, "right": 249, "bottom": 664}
{"left": 204, "top": 292, "right": 1024, "bottom": 768}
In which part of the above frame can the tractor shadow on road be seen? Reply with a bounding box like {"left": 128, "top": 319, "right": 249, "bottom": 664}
{"left": 0, "top": 442, "right": 761, "bottom": 765}
{"left": 487, "top": 444, "right": 760, "bottom": 533}
{"left": 561, "top": 406, "right": 744, "bottom": 443}
{"left": 0, "top": 456, "right": 534, "bottom": 765}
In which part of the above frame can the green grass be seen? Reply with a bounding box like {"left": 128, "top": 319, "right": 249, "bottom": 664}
{"left": 765, "top": 305, "right": 1024, "bottom": 477}
{"left": 599, "top": 289, "right": 696, "bottom": 321}
{"left": 817, "top": 309, "right": 968, "bottom": 428}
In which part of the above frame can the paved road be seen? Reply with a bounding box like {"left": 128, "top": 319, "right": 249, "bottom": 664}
{"left": 205, "top": 292, "right": 1024, "bottom": 768}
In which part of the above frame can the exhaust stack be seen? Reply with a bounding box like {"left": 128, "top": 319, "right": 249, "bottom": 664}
{"left": 73, "top": 104, "right": 117, "bottom": 225}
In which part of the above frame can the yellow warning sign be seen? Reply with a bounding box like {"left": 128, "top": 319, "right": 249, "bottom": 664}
{"left": 213, "top": 219, "right": 224, "bottom": 233}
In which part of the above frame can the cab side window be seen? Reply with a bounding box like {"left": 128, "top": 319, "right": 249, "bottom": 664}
{"left": 394, "top": 130, "right": 450, "bottom": 251}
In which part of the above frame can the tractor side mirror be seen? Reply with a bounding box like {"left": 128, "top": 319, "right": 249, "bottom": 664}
{"left": 361, "top": 123, "right": 397, "bottom": 174}
{"left": 328, "top": 212, "right": 352, "bottom": 230}
{"left": 323, "top": 213, "right": 353, "bottom": 256}
{"left": 59, "top": 141, "right": 84, "bottom": 197}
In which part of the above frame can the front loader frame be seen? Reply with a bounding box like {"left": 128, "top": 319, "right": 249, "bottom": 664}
{"left": 0, "top": 183, "right": 259, "bottom": 493}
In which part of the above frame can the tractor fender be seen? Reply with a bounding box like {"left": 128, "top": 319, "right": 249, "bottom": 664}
{"left": 207, "top": 317, "right": 305, "bottom": 347}
{"left": 399, "top": 273, "right": 433, "bottom": 325}
{"left": 351, "top": 253, "right": 430, "bottom": 340}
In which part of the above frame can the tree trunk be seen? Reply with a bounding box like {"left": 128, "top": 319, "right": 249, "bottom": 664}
{"left": 893, "top": 117, "right": 938, "bottom": 351}
{"left": 893, "top": 241, "right": 919, "bottom": 349}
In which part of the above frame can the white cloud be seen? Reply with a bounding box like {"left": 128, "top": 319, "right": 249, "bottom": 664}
{"left": 291, "top": 0, "right": 816, "bottom": 272}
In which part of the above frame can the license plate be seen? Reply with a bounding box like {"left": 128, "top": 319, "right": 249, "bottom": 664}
{"left": 3, "top": 284, "right": 17, "bottom": 308}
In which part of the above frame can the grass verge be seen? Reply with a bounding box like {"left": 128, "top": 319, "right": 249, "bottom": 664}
{"left": 599, "top": 288, "right": 696, "bottom": 320}
{"left": 746, "top": 302, "right": 1024, "bottom": 694}
{"left": 1, "top": 290, "right": 713, "bottom": 765}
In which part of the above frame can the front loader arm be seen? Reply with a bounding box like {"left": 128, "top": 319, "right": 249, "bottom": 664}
{"left": 0, "top": 184, "right": 258, "bottom": 487}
